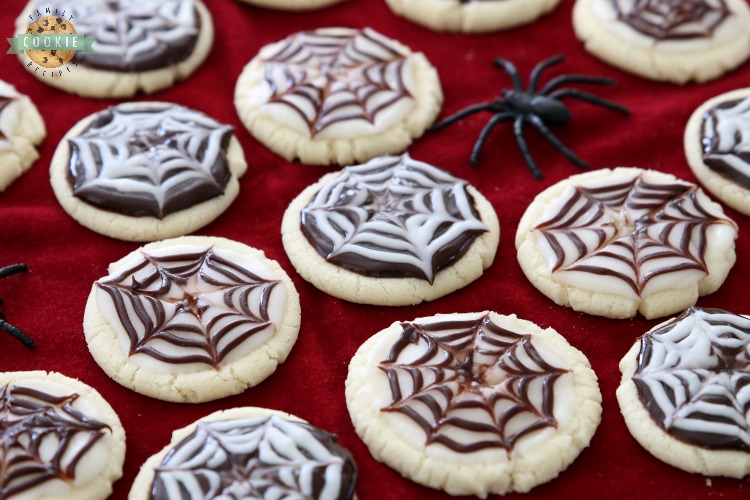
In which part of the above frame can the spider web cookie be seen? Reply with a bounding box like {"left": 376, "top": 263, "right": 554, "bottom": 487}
{"left": 617, "top": 307, "right": 750, "bottom": 477}
{"left": 0, "top": 80, "right": 45, "bottom": 191}
{"left": 346, "top": 311, "right": 601, "bottom": 497}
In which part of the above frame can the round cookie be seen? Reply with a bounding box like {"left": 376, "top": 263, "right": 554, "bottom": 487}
{"left": 685, "top": 88, "right": 750, "bottom": 217}
{"left": 234, "top": 27, "right": 443, "bottom": 166}
{"left": 617, "top": 306, "right": 750, "bottom": 477}
{"left": 0, "top": 371, "right": 126, "bottom": 499}
{"left": 83, "top": 236, "right": 301, "bottom": 403}
{"left": 281, "top": 153, "right": 500, "bottom": 306}
{"left": 515, "top": 167, "right": 738, "bottom": 319}
{"left": 237, "top": 0, "right": 347, "bottom": 10}
{"left": 572, "top": 0, "right": 750, "bottom": 84}
{"left": 15, "top": 0, "right": 214, "bottom": 98}
{"left": 49, "top": 102, "right": 247, "bottom": 242}
{"left": 346, "top": 311, "right": 602, "bottom": 497}
{"left": 130, "top": 407, "right": 357, "bottom": 499}
{"left": 385, "top": 0, "right": 561, "bottom": 33}
{"left": 0, "top": 80, "right": 46, "bottom": 191}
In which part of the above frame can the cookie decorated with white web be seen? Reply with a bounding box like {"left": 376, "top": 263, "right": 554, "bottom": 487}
{"left": 129, "top": 406, "right": 357, "bottom": 499}
{"left": 345, "top": 311, "right": 601, "bottom": 497}
{"left": 281, "top": 153, "right": 500, "bottom": 306}
{"left": 237, "top": 0, "right": 348, "bottom": 10}
{"left": 617, "top": 306, "right": 750, "bottom": 477}
{"left": 0, "top": 80, "right": 45, "bottom": 191}
{"left": 234, "top": 27, "right": 443, "bottom": 166}
{"left": 0, "top": 371, "right": 125, "bottom": 500}
{"left": 15, "top": 0, "right": 214, "bottom": 98}
{"left": 572, "top": 0, "right": 750, "bottom": 83}
{"left": 49, "top": 102, "right": 247, "bottom": 241}
{"left": 515, "top": 167, "right": 738, "bottom": 319}
{"left": 83, "top": 236, "right": 301, "bottom": 403}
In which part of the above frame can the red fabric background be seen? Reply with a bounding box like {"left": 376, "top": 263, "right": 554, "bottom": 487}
{"left": 1, "top": 0, "right": 749, "bottom": 498}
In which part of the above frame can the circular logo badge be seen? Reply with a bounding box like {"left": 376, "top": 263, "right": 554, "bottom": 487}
{"left": 24, "top": 16, "right": 77, "bottom": 68}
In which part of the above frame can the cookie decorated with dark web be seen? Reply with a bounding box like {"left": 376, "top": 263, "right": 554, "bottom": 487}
{"left": 281, "top": 154, "right": 500, "bottom": 306}
{"left": 345, "top": 311, "right": 602, "bottom": 496}
{"left": 573, "top": 0, "right": 750, "bottom": 83}
{"left": 234, "top": 27, "right": 442, "bottom": 166}
{"left": 49, "top": 102, "right": 247, "bottom": 241}
{"left": 83, "top": 236, "right": 301, "bottom": 403}
{"left": 685, "top": 88, "right": 750, "bottom": 217}
{"left": 129, "top": 407, "right": 357, "bottom": 499}
{"left": 515, "top": 168, "right": 738, "bottom": 319}
{"left": 617, "top": 307, "right": 750, "bottom": 477}
{"left": 0, "top": 80, "right": 46, "bottom": 191}
{"left": 0, "top": 371, "right": 126, "bottom": 500}
{"left": 15, "top": 0, "right": 214, "bottom": 98}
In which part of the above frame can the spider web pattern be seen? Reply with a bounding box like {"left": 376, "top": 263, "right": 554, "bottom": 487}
{"left": 634, "top": 307, "right": 750, "bottom": 450}
{"left": 379, "top": 313, "right": 570, "bottom": 453}
{"left": 151, "top": 416, "right": 357, "bottom": 500}
{"left": 702, "top": 97, "right": 750, "bottom": 188}
{"left": 534, "top": 172, "right": 736, "bottom": 297}
{"left": 96, "top": 246, "right": 281, "bottom": 369}
{"left": 259, "top": 27, "right": 415, "bottom": 138}
{"left": 301, "top": 154, "right": 488, "bottom": 283}
{"left": 69, "top": 105, "right": 233, "bottom": 219}
{"left": 0, "top": 383, "right": 110, "bottom": 498}
{"left": 612, "top": 0, "right": 730, "bottom": 39}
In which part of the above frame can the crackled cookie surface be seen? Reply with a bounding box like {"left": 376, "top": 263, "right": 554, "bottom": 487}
{"left": 84, "top": 236, "right": 301, "bottom": 403}
{"left": 0, "top": 80, "right": 45, "bottom": 191}
{"left": 0, "top": 371, "right": 125, "bottom": 500}
{"left": 516, "top": 168, "right": 738, "bottom": 319}
{"left": 130, "top": 407, "right": 357, "bottom": 499}
{"left": 385, "top": 0, "right": 561, "bottom": 33}
{"left": 235, "top": 27, "right": 442, "bottom": 165}
{"left": 346, "top": 311, "right": 601, "bottom": 497}
{"left": 617, "top": 307, "right": 750, "bottom": 476}
{"left": 685, "top": 88, "right": 750, "bottom": 216}
{"left": 573, "top": 0, "right": 750, "bottom": 83}
{"left": 15, "top": 0, "right": 214, "bottom": 97}
{"left": 282, "top": 154, "right": 499, "bottom": 305}
{"left": 50, "top": 102, "right": 247, "bottom": 241}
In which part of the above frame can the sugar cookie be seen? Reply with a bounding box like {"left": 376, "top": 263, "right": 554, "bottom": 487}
{"left": 0, "top": 80, "right": 45, "bottom": 191}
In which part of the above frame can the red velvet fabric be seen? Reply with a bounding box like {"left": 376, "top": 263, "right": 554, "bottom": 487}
{"left": 1, "top": 0, "right": 749, "bottom": 498}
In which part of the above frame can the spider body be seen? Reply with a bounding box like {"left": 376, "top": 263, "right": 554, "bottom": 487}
{"left": 433, "top": 55, "right": 630, "bottom": 179}
{"left": 0, "top": 263, "right": 34, "bottom": 349}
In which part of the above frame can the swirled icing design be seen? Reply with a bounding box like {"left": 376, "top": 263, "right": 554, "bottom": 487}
{"left": 0, "top": 382, "right": 112, "bottom": 497}
{"left": 533, "top": 170, "right": 737, "bottom": 299}
{"left": 33, "top": 0, "right": 200, "bottom": 71}
{"left": 68, "top": 104, "right": 233, "bottom": 219}
{"left": 300, "top": 154, "right": 488, "bottom": 283}
{"left": 702, "top": 97, "right": 750, "bottom": 189}
{"left": 634, "top": 307, "right": 750, "bottom": 450}
{"left": 610, "top": 0, "right": 730, "bottom": 39}
{"left": 379, "top": 312, "right": 572, "bottom": 453}
{"left": 95, "top": 244, "right": 287, "bottom": 372}
{"left": 254, "top": 27, "right": 417, "bottom": 139}
{"left": 150, "top": 415, "right": 358, "bottom": 500}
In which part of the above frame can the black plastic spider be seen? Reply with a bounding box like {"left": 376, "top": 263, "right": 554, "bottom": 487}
{"left": 0, "top": 263, "right": 34, "bottom": 349}
{"left": 432, "top": 55, "right": 630, "bottom": 179}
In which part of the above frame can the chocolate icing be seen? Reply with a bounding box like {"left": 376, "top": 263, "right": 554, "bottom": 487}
{"left": 0, "top": 383, "right": 111, "bottom": 497}
{"left": 300, "top": 154, "right": 488, "bottom": 284}
{"left": 379, "top": 313, "right": 569, "bottom": 453}
{"left": 633, "top": 307, "right": 750, "bottom": 450}
{"left": 611, "top": 0, "right": 730, "bottom": 40}
{"left": 67, "top": 104, "right": 232, "bottom": 219}
{"left": 150, "top": 416, "right": 357, "bottom": 499}
{"left": 701, "top": 97, "right": 750, "bottom": 189}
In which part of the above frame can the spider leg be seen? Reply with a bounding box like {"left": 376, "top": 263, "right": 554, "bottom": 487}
{"left": 529, "top": 55, "right": 565, "bottom": 93}
{"left": 0, "top": 320, "right": 35, "bottom": 349}
{"left": 541, "top": 75, "right": 616, "bottom": 95}
{"left": 0, "top": 263, "right": 27, "bottom": 279}
{"left": 469, "top": 112, "right": 516, "bottom": 166}
{"left": 526, "top": 115, "right": 589, "bottom": 171}
{"left": 493, "top": 58, "right": 523, "bottom": 92}
{"left": 550, "top": 89, "right": 630, "bottom": 115}
{"left": 512, "top": 116, "right": 543, "bottom": 179}
{"left": 432, "top": 102, "right": 501, "bottom": 131}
